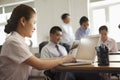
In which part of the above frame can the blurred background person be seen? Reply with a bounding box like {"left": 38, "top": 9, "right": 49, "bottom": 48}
{"left": 60, "top": 13, "right": 75, "bottom": 47}
{"left": 75, "top": 16, "right": 90, "bottom": 40}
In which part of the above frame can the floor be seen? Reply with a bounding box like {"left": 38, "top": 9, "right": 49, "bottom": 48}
{"left": 29, "top": 77, "right": 118, "bottom": 80}
{"left": 29, "top": 76, "right": 45, "bottom": 80}
{"left": 28, "top": 74, "right": 119, "bottom": 80}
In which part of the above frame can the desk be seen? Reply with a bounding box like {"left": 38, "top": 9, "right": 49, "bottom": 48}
{"left": 55, "top": 54, "right": 120, "bottom": 73}
{"left": 54, "top": 54, "right": 120, "bottom": 80}
{"left": 55, "top": 63, "right": 120, "bottom": 73}
{"left": 54, "top": 63, "right": 120, "bottom": 80}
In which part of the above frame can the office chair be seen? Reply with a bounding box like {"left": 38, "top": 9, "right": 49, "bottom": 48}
{"left": 59, "top": 43, "right": 70, "bottom": 53}
{"left": 39, "top": 41, "right": 53, "bottom": 80}
{"left": 0, "top": 45, "right": 2, "bottom": 54}
{"left": 39, "top": 41, "right": 49, "bottom": 53}
{"left": 111, "top": 73, "right": 119, "bottom": 80}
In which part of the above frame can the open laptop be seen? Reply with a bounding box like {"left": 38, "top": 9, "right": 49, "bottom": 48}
{"left": 61, "top": 35, "right": 100, "bottom": 66}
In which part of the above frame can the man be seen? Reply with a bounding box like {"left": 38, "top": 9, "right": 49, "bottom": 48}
{"left": 41, "top": 26, "right": 75, "bottom": 80}
{"left": 98, "top": 25, "right": 118, "bottom": 52}
{"left": 41, "top": 26, "right": 68, "bottom": 58}
{"left": 75, "top": 16, "right": 90, "bottom": 40}
{"left": 98, "top": 25, "right": 118, "bottom": 80}
{"left": 60, "top": 13, "right": 75, "bottom": 46}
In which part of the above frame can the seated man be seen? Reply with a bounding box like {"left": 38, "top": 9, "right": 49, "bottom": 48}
{"left": 98, "top": 25, "right": 118, "bottom": 80}
{"left": 41, "top": 26, "right": 104, "bottom": 80}
{"left": 41, "top": 26, "right": 75, "bottom": 80}
{"left": 98, "top": 25, "right": 118, "bottom": 52}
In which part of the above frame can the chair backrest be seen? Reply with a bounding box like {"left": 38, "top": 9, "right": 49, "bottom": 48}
{"left": 39, "top": 41, "right": 49, "bottom": 53}
{"left": 0, "top": 45, "right": 2, "bottom": 54}
{"left": 60, "top": 43, "right": 70, "bottom": 53}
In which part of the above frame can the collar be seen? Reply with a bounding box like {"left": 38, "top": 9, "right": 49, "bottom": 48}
{"left": 101, "top": 37, "right": 111, "bottom": 43}
{"left": 12, "top": 31, "right": 25, "bottom": 41}
{"left": 49, "top": 41, "right": 59, "bottom": 46}
{"left": 62, "top": 23, "right": 71, "bottom": 26}
{"left": 79, "top": 26, "right": 86, "bottom": 32}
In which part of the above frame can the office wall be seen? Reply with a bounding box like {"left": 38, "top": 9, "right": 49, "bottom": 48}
{"left": 35, "top": 0, "right": 89, "bottom": 44}
{"left": 0, "top": 0, "right": 27, "bottom": 5}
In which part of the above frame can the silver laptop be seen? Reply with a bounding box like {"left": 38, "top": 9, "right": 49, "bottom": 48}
{"left": 61, "top": 35, "right": 100, "bottom": 66}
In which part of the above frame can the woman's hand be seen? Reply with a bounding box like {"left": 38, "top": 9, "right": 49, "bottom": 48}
{"left": 60, "top": 55, "right": 76, "bottom": 64}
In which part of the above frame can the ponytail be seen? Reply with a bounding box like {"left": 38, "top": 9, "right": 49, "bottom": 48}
{"left": 4, "top": 4, "right": 35, "bottom": 34}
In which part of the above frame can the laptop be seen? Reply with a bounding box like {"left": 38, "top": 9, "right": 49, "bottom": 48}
{"left": 61, "top": 35, "right": 100, "bottom": 66}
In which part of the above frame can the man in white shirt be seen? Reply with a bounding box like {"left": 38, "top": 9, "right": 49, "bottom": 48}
{"left": 60, "top": 13, "right": 75, "bottom": 46}
{"left": 41, "top": 26, "right": 75, "bottom": 80}
{"left": 98, "top": 25, "right": 118, "bottom": 80}
{"left": 41, "top": 27, "right": 68, "bottom": 58}
{"left": 98, "top": 25, "right": 118, "bottom": 52}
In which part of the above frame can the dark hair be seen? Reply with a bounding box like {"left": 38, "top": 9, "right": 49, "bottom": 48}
{"left": 61, "top": 13, "right": 69, "bottom": 20}
{"left": 4, "top": 4, "right": 35, "bottom": 34}
{"left": 118, "top": 24, "right": 120, "bottom": 29}
{"left": 50, "top": 26, "right": 62, "bottom": 34}
{"left": 79, "top": 16, "right": 89, "bottom": 25}
{"left": 99, "top": 25, "right": 108, "bottom": 33}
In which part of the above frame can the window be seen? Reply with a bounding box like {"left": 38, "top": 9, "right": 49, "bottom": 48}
{"left": 0, "top": 14, "right": 6, "bottom": 23}
{"left": 0, "top": 26, "right": 6, "bottom": 45}
{"left": 109, "top": 4, "right": 120, "bottom": 42}
{"left": 92, "top": 9, "right": 106, "bottom": 34}
{"left": 90, "top": 0, "right": 120, "bottom": 42}
{"left": 0, "top": 14, "right": 7, "bottom": 45}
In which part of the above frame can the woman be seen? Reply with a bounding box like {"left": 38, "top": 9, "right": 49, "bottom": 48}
{"left": 0, "top": 4, "right": 74, "bottom": 80}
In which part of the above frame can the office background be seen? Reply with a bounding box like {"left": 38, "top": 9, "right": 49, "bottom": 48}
{"left": 0, "top": 0, "right": 120, "bottom": 53}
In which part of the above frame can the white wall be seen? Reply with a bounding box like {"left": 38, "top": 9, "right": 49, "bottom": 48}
{"left": 35, "top": 0, "right": 89, "bottom": 44}
{"left": 0, "top": 0, "right": 30, "bottom": 5}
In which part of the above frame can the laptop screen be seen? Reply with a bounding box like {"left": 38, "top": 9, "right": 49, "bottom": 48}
{"left": 76, "top": 35, "right": 100, "bottom": 61}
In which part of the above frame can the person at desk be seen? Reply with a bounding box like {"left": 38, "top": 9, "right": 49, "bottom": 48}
{"left": 0, "top": 4, "right": 74, "bottom": 80}
{"left": 98, "top": 25, "right": 118, "bottom": 80}
{"left": 98, "top": 25, "right": 118, "bottom": 52}
{"left": 41, "top": 26, "right": 104, "bottom": 80}
{"left": 60, "top": 13, "right": 75, "bottom": 46}
{"left": 41, "top": 26, "right": 75, "bottom": 80}
{"left": 75, "top": 16, "right": 90, "bottom": 40}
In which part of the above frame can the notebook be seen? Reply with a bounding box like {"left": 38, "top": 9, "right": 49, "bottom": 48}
{"left": 61, "top": 35, "right": 100, "bottom": 66}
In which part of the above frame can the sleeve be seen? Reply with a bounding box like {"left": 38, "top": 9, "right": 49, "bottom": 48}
{"left": 88, "top": 28, "right": 91, "bottom": 35}
{"left": 7, "top": 40, "right": 33, "bottom": 64}
{"left": 75, "top": 29, "right": 81, "bottom": 40}
{"left": 40, "top": 46, "right": 50, "bottom": 58}
{"left": 60, "top": 26, "right": 68, "bottom": 41}
{"left": 111, "top": 39, "right": 118, "bottom": 52}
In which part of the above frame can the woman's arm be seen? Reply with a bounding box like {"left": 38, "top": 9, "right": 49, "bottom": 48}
{"left": 24, "top": 55, "right": 74, "bottom": 70}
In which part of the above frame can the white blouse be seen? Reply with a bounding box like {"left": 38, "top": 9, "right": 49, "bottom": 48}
{"left": 0, "top": 31, "right": 33, "bottom": 80}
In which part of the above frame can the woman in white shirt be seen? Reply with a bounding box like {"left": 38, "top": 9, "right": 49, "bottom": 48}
{"left": 0, "top": 4, "right": 74, "bottom": 80}
{"left": 98, "top": 25, "right": 118, "bottom": 52}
